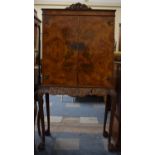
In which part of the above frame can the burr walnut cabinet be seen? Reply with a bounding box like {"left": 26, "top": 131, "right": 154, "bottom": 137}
{"left": 37, "top": 3, "right": 117, "bottom": 151}
{"left": 42, "top": 8, "right": 115, "bottom": 89}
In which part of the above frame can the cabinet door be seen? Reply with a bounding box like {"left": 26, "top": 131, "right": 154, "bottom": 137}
{"left": 77, "top": 16, "right": 114, "bottom": 88}
{"left": 42, "top": 15, "right": 78, "bottom": 86}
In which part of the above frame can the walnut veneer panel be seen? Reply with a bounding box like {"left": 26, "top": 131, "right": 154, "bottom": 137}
{"left": 42, "top": 16, "right": 78, "bottom": 86}
{"left": 78, "top": 16, "right": 114, "bottom": 88}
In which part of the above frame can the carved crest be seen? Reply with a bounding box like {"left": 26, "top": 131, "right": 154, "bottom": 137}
{"left": 66, "top": 2, "right": 92, "bottom": 10}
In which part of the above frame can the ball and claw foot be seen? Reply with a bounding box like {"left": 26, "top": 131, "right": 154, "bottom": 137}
{"left": 108, "top": 143, "right": 119, "bottom": 152}
{"left": 45, "top": 130, "right": 51, "bottom": 136}
{"left": 103, "top": 131, "right": 109, "bottom": 138}
{"left": 37, "top": 142, "right": 45, "bottom": 151}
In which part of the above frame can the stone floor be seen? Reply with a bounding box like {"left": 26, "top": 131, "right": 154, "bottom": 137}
{"left": 34, "top": 95, "right": 121, "bottom": 155}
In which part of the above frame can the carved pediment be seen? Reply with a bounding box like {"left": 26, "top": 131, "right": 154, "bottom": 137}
{"left": 66, "top": 2, "right": 92, "bottom": 10}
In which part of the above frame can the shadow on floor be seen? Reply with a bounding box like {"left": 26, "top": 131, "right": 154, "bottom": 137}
{"left": 74, "top": 95, "right": 104, "bottom": 103}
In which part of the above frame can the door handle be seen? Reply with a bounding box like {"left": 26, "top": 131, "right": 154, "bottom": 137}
{"left": 78, "top": 42, "right": 86, "bottom": 51}
{"left": 70, "top": 42, "right": 86, "bottom": 51}
{"left": 70, "top": 42, "right": 78, "bottom": 50}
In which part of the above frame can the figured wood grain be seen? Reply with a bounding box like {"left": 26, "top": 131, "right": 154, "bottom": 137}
{"left": 42, "top": 15, "right": 78, "bottom": 86}
{"left": 42, "top": 9, "right": 115, "bottom": 88}
{"left": 78, "top": 16, "right": 114, "bottom": 88}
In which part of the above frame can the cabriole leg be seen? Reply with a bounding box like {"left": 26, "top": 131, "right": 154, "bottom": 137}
{"left": 45, "top": 93, "right": 51, "bottom": 136}
{"left": 37, "top": 93, "right": 45, "bottom": 151}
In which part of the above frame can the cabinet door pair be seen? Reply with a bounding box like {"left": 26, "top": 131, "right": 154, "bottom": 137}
{"left": 42, "top": 14, "right": 114, "bottom": 88}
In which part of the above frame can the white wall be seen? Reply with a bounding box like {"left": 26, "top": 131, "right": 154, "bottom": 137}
{"left": 35, "top": 0, "right": 120, "bottom": 6}
{"left": 34, "top": 0, "right": 121, "bottom": 51}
